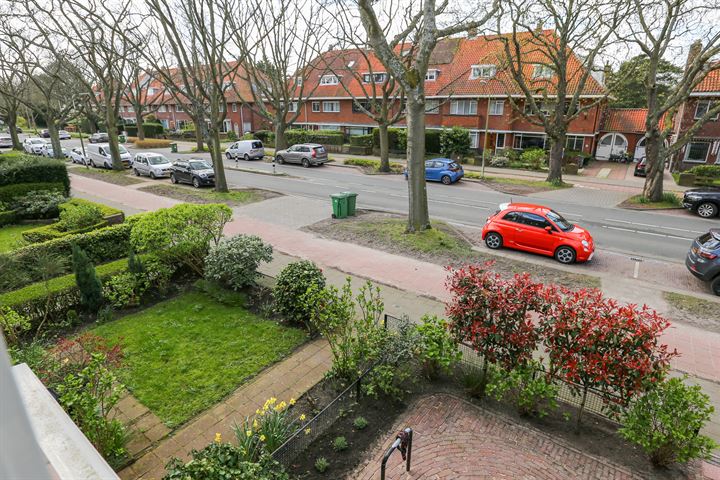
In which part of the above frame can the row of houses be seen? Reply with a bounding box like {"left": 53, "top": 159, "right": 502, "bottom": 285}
{"left": 119, "top": 31, "right": 720, "bottom": 167}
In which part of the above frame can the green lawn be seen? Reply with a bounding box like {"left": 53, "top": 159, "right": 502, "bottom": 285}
{"left": 623, "top": 192, "right": 682, "bottom": 209}
{"left": 464, "top": 171, "right": 572, "bottom": 189}
{"left": 138, "top": 184, "right": 268, "bottom": 206}
{"left": 0, "top": 224, "right": 33, "bottom": 252}
{"left": 90, "top": 291, "right": 307, "bottom": 428}
{"left": 663, "top": 292, "right": 720, "bottom": 319}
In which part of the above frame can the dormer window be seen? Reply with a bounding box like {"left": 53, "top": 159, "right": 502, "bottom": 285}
{"left": 362, "top": 73, "right": 387, "bottom": 83}
{"left": 294, "top": 76, "right": 303, "bottom": 86}
{"left": 425, "top": 70, "right": 439, "bottom": 81}
{"left": 470, "top": 64, "right": 496, "bottom": 80}
{"left": 347, "top": 60, "right": 356, "bottom": 68}
{"left": 532, "top": 64, "right": 553, "bottom": 79}
{"left": 320, "top": 75, "right": 339, "bottom": 85}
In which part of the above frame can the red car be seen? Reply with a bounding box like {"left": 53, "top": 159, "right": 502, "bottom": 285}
{"left": 481, "top": 203, "right": 595, "bottom": 264}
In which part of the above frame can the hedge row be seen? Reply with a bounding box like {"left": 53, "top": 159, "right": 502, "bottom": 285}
{"left": 124, "top": 123, "right": 165, "bottom": 138}
{"left": 0, "top": 156, "right": 70, "bottom": 194}
{"left": 0, "top": 257, "right": 129, "bottom": 328}
{"left": 349, "top": 134, "right": 373, "bottom": 147}
{"left": 0, "top": 210, "right": 17, "bottom": 226}
{"left": 0, "top": 182, "right": 67, "bottom": 204}
{"left": 370, "top": 127, "right": 442, "bottom": 153}
{"left": 686, "top": 164, "right": 720, "bottom": 178}
{"left": 285, "top": 129, "right": 345, "bottom": 146}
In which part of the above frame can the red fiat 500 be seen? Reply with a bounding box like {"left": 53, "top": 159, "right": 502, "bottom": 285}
{"left": 481, "top": 203, "right": 595, "bottom": 264}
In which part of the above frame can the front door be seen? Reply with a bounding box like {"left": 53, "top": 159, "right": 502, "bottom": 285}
{"left": 424, "top": 160, "right": 440, "bottom": 181}
{"left": 596, "top": 133, "right": 628, "bottom": 160}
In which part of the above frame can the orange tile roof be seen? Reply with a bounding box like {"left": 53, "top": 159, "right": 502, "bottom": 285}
{"left": 693, "top": 63, "right": 720, "bottom": 93}
{"left": 602, "top": 108, "right": 648, "bottom": 133}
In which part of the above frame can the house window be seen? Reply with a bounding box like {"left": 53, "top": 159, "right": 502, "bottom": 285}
{"left": 565, "top": 135, "right": 584, "bottom": 151}
{"left": 470, "top": 64, "right": 496, "bottom": 79}
{"left": 352, "top": 100, "right": 372, "bottom": 113}
{"left": 223, "top": 81, "right": 234, "bottom": 89}
{"left": 347, "top": 61, "right": 356, "bottom": 68}
{"left": 532, "top": 64, "right": 554, "bottom": 79}
{"left": 362, "top": 73, "right": 387, "bottom": 83}
{"left": 159, "top": 105, "right": 167, "bottom": 113}
{"left": 312, "top": 101, "right": 320, "bottom": 112}
{"left": 450, "top": 100, "right": 477, "bottom": 115}
{"left": 489, "top": 100, "right": 504, "bottom": 116}
{"left": 425, "top": 70, "right": 439, "bottom": 81}
{"left": 684, "top": 141, "right": 711, "bottom": 163}
{"left": 127, "top": 105, "right": 134, "bottom": 113}
{"left": 469, "top": 131, "right": 480, "bottom": 148}
{"left": 295, "top": 76, "right": 303, "bottom": 86}
{"left": 322, "top": 101, "right": 340, "bottom": 112}
{"left": 513, "top": 133, "right": 547, "bottom": 149}
{"left": 694, "top": 100, "right": 719, "bottom": 120}
{"left": 287, "top": 102, "right": 298, "bottom": 113}
{"left": 523, "top": 101, "right": 552, "bottom": 116}
{"left": 147, "top": 87, "right": 155, "bottom": 95}
{"left": 425, "top": 99, "right": 440, "bottom": 114}
{"left": 320, "top": 75, "right": 339, "bottom": 85}
{"left": 232, "top": 103, "right": 237, "bottom": 112}
{"left": 318, "top": 124, "right": 341, "bottom": 131}
{"left": 496, "top": 133, "right": 506, "bottom": 148}
{"left": 175, "top": 104, "right": 184, "bottom": 112}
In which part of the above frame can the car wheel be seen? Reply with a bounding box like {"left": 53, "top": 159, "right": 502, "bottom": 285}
{"left": 226, "top": 152, "right": 232, "bottom": 160}
{"left": 134, "top": 169, "right": 140, "bottom": 176}
{"left": 302, "top": 158, "right": 310, "bottom": 168}
{"left": 441, "top": 175, "right": 452, "bottom": 185}
{"left": 696, "top": 202, "right": 718, "bottom": 218}
{"left": 276, "top": 155, "right": 284, "bottom": 164}
{"left": 170, "top": 174, "right": 177, "bottom": 184}
{"left": 90, "top": 160, "right": 96, "bottom": 168}
{"left": 555, "top": 246, "right": 576, "bottom": 264}
{"left": 485, "top": 232, "right": 503, "bottom": 249}
{"left": 711, "top": 276, "right": 720, "bottom": 296}
{"left": 104, "top": 162, "right": 110, "bottom": 169}
{"left": 244, "top": 153, "right": 250, "bottom": 161}
{"left": 192, "top": 177, "right": 200, "bottom": 188}
{"left": 150, "top": 171, "right": 156, "bottom": 179}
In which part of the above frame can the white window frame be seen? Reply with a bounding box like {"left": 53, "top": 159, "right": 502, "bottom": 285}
{"left": 175, "top": 104, "right": 184, "bottom": 113}
{"left": 425, "top": 99, "right": 440, "bottom": 114}
{"left": 295, "top": 76, "right": 303, "bottom": 86}
{"left": 469, "top": 131, "right": 480, "bottom": 148}
{"left": 127, "top": 105, "right": 134, "bottom": 113}
{"left": 425, "top": 70, "right": 439, "bottom": 81}
{"left": 470, "top": 64, "right": 496, "bottom": 80}
{"left": 311, "top": 101, "right": 320, "bottom": 112}
{"left": 565, "top": 135, "right": 584, "bottom": 151}
{"left": 694, "top": 100, "right": 719, "bottom": 120}
{"left": 287, "top": 102, "right": 298, "bottom": 113}
{"left": 489, "top": 100, "right": 504, "bottom": 116}
{"left": 322, "top": 101, "right": 340, "bottom": 113}
{"left": 532, "top": 64, "right": 554, "bottom": 79}
{"left": 232, "top": 103, "right": 237, "bottom": 112}
{"left": 684, "top": 141, "right": 711, "bottom": 163}
{"left": 496, "top": 133, "right": 506, "bottom": 149}
{"left": 147, "top": 87, "right": 155, "bottom": 96}
{"left": 362, "top": 72, "right": 387, "bottom": 83}
{"left": 513, "top": 133, "right": 547, "bottom": 150}
{"left": 158, "top": 105, "right": 166, "bottom": 113}
{"left": 450, "top": 100, "right": 477, "bottom": 116}
{"left": 320, "top": 75, "right": 339, "bottom": 85}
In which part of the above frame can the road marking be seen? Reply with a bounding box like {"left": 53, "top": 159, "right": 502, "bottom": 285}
{"left": 449, "top": 221, "right": 484, "bottom": 231}
{"left": 601, "top": 225, "right": 692, "bottom": 242}
{"left": 604, "top": 218, "right": 705, "bottom": 234}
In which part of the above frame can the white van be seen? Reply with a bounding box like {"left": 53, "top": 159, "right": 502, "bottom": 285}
{"left": 87, "top": 143, "right": 132, "bottom": 169}
{"left": 224, "top": 139, "right": 265, "bottom": 161}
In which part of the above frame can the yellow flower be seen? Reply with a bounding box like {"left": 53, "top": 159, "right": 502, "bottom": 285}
{"left": 214, "top": 433, "right": 222, "bottom": 443}
{"left": 275, "top": 401, "right": 287, "bottom": 412}
{"left": 304, "top": 428, "right": 311, "bottom": 435}
{"left": 289, "top": 398, "right": 296, "bottom": 406}
{"left": 246, "top": 430, "right": 252, "bottom": 437}
{"left": 299, "top": 414, "right": 306, "bottom": 421}
{"left": 259, "top": 435, "right": 266, "bottom": 442}
{"left": 256, "top": 409, "right": 261, "bottom": 415}
{"left": 253, "top": 420, "right": 259, "bottom": 429}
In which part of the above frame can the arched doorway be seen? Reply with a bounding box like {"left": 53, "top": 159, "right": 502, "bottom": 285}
{"left": 596, "top": 133, "right": 628, "bottom": 160}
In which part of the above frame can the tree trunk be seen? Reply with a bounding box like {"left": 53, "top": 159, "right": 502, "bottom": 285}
{"left": 195, "top": 128, "right": 204, "bottom": 152}
{"left": 405, "top": 97, "right": 431, "bottom": 232}
{"left": 135, "top": 110, "right": 145, "bottom": 140}
{"left": 274, "top": 120, "right": 288, "bottom": 150}
{"left": 546, "top": 133, "right": 565, "bottom": 184}
{"left": 209, "top": 127, "right": 229, "bottom": 193}
{"left": 46, "top": 121, "right": 63, "bottom": 160}
{"left": 378, "top": 123, "right": 390, "bottom": 172}
{"left": 575, "top": 386, "right": 588, "bottom": 433}
{"left": 105, "top": 111, "right": 124, "bottom": 170}
{"left": 642, "top": 130, "right": 664, "bottom": 201}
{"left": 7, "top": 112, "right": 21, "bottom": 150}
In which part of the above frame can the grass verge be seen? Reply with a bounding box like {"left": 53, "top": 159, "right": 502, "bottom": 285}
{"left": 69, "top": 167, "right": 145, "bottom": 185}
{"left": 344, "top": 158, "right": 404, "bottom": 174}
{"left": 90, "top": 291, "right": 307, "bottom": 427}
{"left": 464, "top": 171, "right": 572, "bottom": 190}
{"left": 620, "top": 192, "right": 682, "bottom": 209}
{"left": 0, "top": 224, "right": 33, "bottom": 252}
{"left": 664, "top": 292, "right": 720, "bottom": 319}
{"left": 138, "top": 183, "right": 276, "bottom": 205}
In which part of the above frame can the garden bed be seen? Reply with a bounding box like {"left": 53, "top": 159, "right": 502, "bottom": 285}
{"left": 0, "top": 223, "right": 33, "bottom": 252}
{"left": 69, "top": 166, "right": 146, "bottom": 185}
{"left": 304, "top": 211, "right": 600, "bottom": 289}
{"left": 138, "top": 183, "right": 279, "bottom": 206}
{"left": 89, "top": 290, "right": 307, "bottom": 428}
{"left": 618, "top": 193, "right": 683, "bottom": 210}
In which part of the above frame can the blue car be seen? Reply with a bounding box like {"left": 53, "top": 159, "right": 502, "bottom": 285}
{"left": 403, "top": 158, "right": 464, "bottom": 184}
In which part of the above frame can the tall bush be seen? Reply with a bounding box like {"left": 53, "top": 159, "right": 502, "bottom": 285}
{"left": 415, "top": 314, "right": 460, "bottom": 380}
{"left": 273, "top": 260, "right": 326, "bottom": 331}
{"left": 440, "top": 127, "right": 471, "bottom": 159}
{"left": 72, "top": 244, "right": 104, "bottom": 313}
{"left": 204, "top": 235, "right": 273, "bottom": 290}
{"left": 0, "top": 155, "right": 70, "bottom": 194}
{"left": 520, "top": 148, "right": 547, "bottom": 170}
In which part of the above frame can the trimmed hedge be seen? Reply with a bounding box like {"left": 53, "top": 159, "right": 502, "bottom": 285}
{"left": 372, "top": 127, "right": 404, "bottom": 151}
{"left": 0, "top": 257, "right": 129, "bottom": 328}
{"left": 124, "top": 123, "right": 165, "bottom": 138}
{"left": 0, "top": 156, "right": 70, "bottom": 195}
{"left": 285, "top": 129, "right": 345, "bottom": 146}
{"left": 0, "top": 182, "right": 66, "bottom": 204}
{"left": 61, "top": 198, "right": 123, "bottom": 220}
{"left": 371, "top": 128, "right": 442, "bottom": 154}
{"left": 0, "top": 210, "right": 17, "bottom": 227}
{"left": 687, "top": 165, "right": 720, "bottom": 178}
{"left": 349, "top": 134, "right": 373, "bottom": 147}
{"left": 426, "top": 129, "right": 441, "bottom": 154}
{"left": 253, "top": 130, "right": 274, "bottom": 143}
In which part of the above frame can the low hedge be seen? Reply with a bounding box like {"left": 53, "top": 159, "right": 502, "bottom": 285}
{"left": 253, "top": 130, "right": 274, "bottom": 143}
{"left": 0, "top": 156, "right": 70, "bottom": 194}
{"left": 285, "top": 129, "right": 345, "bottom": 146}
{"left": 0, "top": 257, "right": 129, "bottom": 328}
{"left": 124, "top": 123, "right": 165, "bottom": 138}
{"left": 61, "top": 198, "right": 123, "bottom": 220}
{"left": 0, "top": 210, "right": 17, "bottom": 227}
{"left": 134, "top": 139, "right": 172, "bottom": 148}
{"left": 349, "top": 134, "right": 373, "bottom": 147}
{"left": 20, "top": 198, "right": 124, "bottom": 243}
{"left": 686, "top": 165, "right": 720, "bottom": 178}
{"left": 0, "top": 182, "right": 66, "bottom": 204}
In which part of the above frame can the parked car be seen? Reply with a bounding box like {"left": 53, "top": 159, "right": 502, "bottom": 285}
{"left": 22, "top": 138, "right": 46, "bottom": 155}
{"left": 274, "top": 143, "right": 328, "bottom": 167}
{"left": 404, "top": 158, "right": 464, "bottom": 185}
{"left": 481, "top": 202, "right": 595, "bottom": 264}
{"left": 89, "top": 132, "right": 110, "bottom": 143}
{"left": 40, "top": 129, "right": 50, "bottom": 138}
{"left": 58, "top": 130, "right": 71, "bottom": 140}
{"left": 170, "top": 159, "right": 215, "bottom": 188}
{"left": 0, "top": 134, "right": 12, "bottom": 148}
{"left": 225, "top": 139, "right": 265, "bottom": 161}
{"left": 133, "top": 152, "right": 174, "bottom": 179}
{"left": 39, "top": 143, "right": 69, "bottom": 158}
{"left": 68, "top": 147, "right": 87, "bottom": 165}
{"left": 686, "top": 229, "right": 720, "bottom": 296}
{"left": 633, "top": 157, "right": 647, "bottom": 177}
{"left": 86, "top": 143, "right": 131, "bottom": 169}
{"left": 682, "top": 187, "right": 720, "bottom": 218}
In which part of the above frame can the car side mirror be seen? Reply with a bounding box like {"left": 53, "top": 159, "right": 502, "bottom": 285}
{"left": 545, "top": 226, "right": 553, "bottom": 233}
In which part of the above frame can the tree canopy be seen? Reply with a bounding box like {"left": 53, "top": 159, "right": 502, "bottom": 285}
{"left": 608, "top": 55, "right": 682, "bottom": 108}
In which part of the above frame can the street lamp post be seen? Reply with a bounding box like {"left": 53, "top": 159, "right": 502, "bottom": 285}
{"left": 481, "top": 97, "right": 491, "bottom": 178}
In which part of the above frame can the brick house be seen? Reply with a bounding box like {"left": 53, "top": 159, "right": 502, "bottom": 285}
{"left": 672, "top": 65, "right": 720, "bottom": 167}
{"left": 288, "top": 31, "right": 606, "bottom": 156}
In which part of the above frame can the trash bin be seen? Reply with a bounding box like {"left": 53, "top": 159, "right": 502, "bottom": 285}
{"left": 330, "top": 193, "right": 348, "bottom": 219}
{"left": 342, "top": 192, "right": 358, "bottom": 216}
{"left": 170, "top": 142, "right": 178, "bottom": 153}
{"left": 118, "top": 134, "right": 126, "bottom": 143}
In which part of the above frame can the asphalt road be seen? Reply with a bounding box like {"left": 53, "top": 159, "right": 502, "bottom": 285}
{"left": 56, "top": 138, "right": 719, "bottom": 263}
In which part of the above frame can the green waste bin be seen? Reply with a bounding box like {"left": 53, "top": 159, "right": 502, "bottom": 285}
{"left": 342, "top": 192, "right": 358, "bottom": 216}
{"left": 119, "top": 134, "right": 126, "bottom": 143}
{"left": 330, "top": 193, "right": 349, "bottom": 219}
{"left": 170, "top": 142, "right": 178, "bottom": 153}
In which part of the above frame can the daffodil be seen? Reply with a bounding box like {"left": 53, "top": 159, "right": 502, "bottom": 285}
{"left": 259, "top": 434, "right": 266, "bottom": 442}
{"left": 214, "top": 433, "right": 222, "bottom": 443}
{"left": 299, "top": 414, "right": 306, "bottom": 421}
{"left": 304, "top": 428, "right": 311, "bottom": 435}
{"left": 289, "top": 398, "right": 296, "bottom": 406}
{"left": 253, "top": 419, "right": 259, "bottom": 429}
{"left": 246, "top": 430, "right": 252, "bottom": 437}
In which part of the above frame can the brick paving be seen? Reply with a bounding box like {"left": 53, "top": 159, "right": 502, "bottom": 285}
{"left": 111, "top": 393, "right": 170, "bottom": 460}
{"left": 352, "top": 393, "right": 644, "bottom": 480}
{"left": 118, "top": 339, "right": 332, "bottom": 480}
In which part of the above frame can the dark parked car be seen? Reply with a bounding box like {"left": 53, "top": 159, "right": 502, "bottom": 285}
{"left": 633, "top": 158, "right": 647, "bottom": 177}
{"left": 89, "top": 132, "right": 110, "bottom": 143}
{"left": 686, "top": 229, "right": 720, "bottom": 296}
{"left": 170, "top": 159, "right": 215, "bottom": 188}
{"left": 40, "top": 129, "right": 51, "bottom": 138}
{"left": 682, "top": 187, "right": 720, "bottom": 218}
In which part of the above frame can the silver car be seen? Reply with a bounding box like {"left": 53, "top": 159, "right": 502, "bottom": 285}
{"left": 133, "top": 152, "right": 174, "bottom": 179}
{"left": 0, "top": 134, "right": 12, "bottom": 148}
{"left": 68, "top": 147, "right": 87, "bottom": 164}
{"left": 23, "top": 137, "right": 46, "bottom": 154}
{"left": 274, "top": 143, "right": 329, "bottom": 167}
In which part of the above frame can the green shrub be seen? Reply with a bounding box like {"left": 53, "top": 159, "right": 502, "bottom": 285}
{"left": 0, "top": 209, "right": 17, "bottom": 226}
{"left": 204, "top": 235, "right": 273, "bottom": 290}
{"left": 686, "top": 164, "right": 720, "bottom": 178}
{"left": 619, "top": 377, "right": 717, "bottom": 467}
{"left": 332, "top": 436, "right": 348, "bottom": 452}
{"left": 314, "top": 457, "right": 329, "bottom": 473}
{"left": 349, "top": 134, "right": 373, "bottom": 147}
{"left": 234, "top": 397, "right": 307, "bottom": 462}
{"left": 11, "top": 190, "right": 67, "bottom": 219}
{"left": 486, "top": 362, "right": 559, "bottom": 418}
{"left": 425, "top": 129, "right": 442, "bottom": 153}
{"left": 372, "top": 127, "right": 405, "bottom": 151}
{"left": 353, "top": 416, "right": 368, "bottom": 430}
{"left": 274, "top": 260, "right": 326, "bottom": 331}
{"left": 0, "top": 182, "right": 66, "bottom": 204}
{"left": 520, "top": 148, "right": 547, "bottom": 170}
{"left": 0, "top": 306, "right": 31, "bottom": 346}
{"left": 0, "top": 156, "right": 69, "bottom": 194}
{"left": 103, "top": 272, "right": 146, "bottom": 308}
{"left": 415, "top": 314, "right": 461, "bottom": 380}
{"left": 253, "top": 130, "right": 274, "bottom": 143}
{"left": 61, "top": 198, "right": 123, "bottom": 220}
{"left": 285, "top": 129, "right": 344, "bottom": 146}
{"left": 72, "top": 244, "right": 104, "bottom": 313}
{"left": 440, "top": 127, "right": 470, "bottom": 159}
{"left": 60, "top": 203, "right": 104, "bottom": 231}
{"left": 227, "top": 130, "right": 238, "bottom": 142}
{"left": 165, "top": 444, "right": 288, "bottom": 480}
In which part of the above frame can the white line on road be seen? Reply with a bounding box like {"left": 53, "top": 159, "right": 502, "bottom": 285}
{"left": 601, "top": 225, "right": 692, "bottom": 242}
{"left": 604, "top": 218, "right": 705, "bottom": 234}
{"left": 449, "top": 221, "right": 485, "bottom": 231}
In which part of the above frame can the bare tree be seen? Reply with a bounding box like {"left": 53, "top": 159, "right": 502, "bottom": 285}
{"left": 492, "top": 0, "right": 626, "bottom": 184}
{"left": 0, "top": 44, "right": 28, "bottom": 150}
{"left": 352, "top": 0, "right": 498, "bottom": 232}
{"left": 121, "top": 50, "right": 166, "bottom": 141}
{"left": 623, "top": 0, "right": 720, "bottom": 201}
{"left": 225, "top": 0, "right": 327, "bottom": 150}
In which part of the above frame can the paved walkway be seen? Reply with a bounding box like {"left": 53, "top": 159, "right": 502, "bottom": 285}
{"left": 118, "top": 340, "right": 332, "bottom": 480}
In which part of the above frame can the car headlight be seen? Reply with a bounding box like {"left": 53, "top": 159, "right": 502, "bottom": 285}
{"left": 199, "top": 173, "right": 207, "bottom": 178}
{"left": 685, "top": 194, "right": 700, "bottom": 201}
{"left": 581, "top": 240, "right": 589, "bottom": 247}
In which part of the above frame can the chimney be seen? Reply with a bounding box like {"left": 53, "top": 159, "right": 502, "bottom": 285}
{"left": 603, "top": 63, "right": 612, "bottom": 86}
{"left": 535, "top": 21, "right": 543, "bottom": 33}
{"left": 468, "top": 27, "right": 477, "bottom": 38}
{"left": 686, "top": 40, "right": 702, "bottom": 70}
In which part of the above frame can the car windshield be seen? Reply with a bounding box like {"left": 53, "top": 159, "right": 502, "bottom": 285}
{"left": 147, "top": 155, "right": 169, "bottom": 165}
{"left": 118, "top": 146, "right": 128, "bottom": 154}
{"left": 31, "top": 139, "right": 44, "bottom": 144}
{"left": 190, "top": 160, "right": 211, "bottom": 170}
{"left": 546, "top": 210, "right": 574, "bottom": 232}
